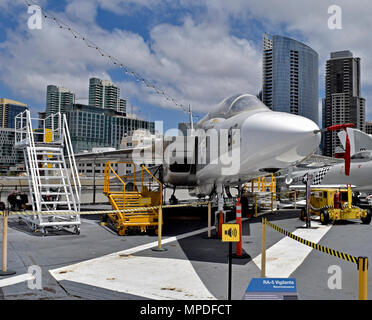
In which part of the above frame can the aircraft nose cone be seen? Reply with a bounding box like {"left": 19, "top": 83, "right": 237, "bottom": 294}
{"left": 241, "top": 112, "right": 321, "bottom": 166}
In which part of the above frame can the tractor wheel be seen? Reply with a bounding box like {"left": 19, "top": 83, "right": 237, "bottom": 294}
{"left": 320, "top": 209, "right": 330, "bottom": 225}
{"left": 361, "top": 208, "right": 372, "bottom": 224}
{"left": 300, "top": 208, "right": 306, "bottom": 221}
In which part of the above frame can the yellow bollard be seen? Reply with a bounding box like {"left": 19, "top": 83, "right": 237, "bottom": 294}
{"left": 1, "top": 208, "right": 16, "bottom": 276}
{"left": 2, "top": 210, "right": 7, "bottom": 272}
{"left": 152, "top": 204, "right": 167, "bottom": 252}
{"left": 270, "top": 192, "right": 273, "bottom": 213}
{"left": 158, "top": 205, "right": 163, "bottom": 249}
{"left": 294, "top": 191, "right": 297, "bottom": 209}
{"left": 254, "top": 194, "right": 258, "bottom": 218}
{"left": 358, "top": 257, "right": 368, "bottom": 300}
{"left": 261, "top": 218, "right": 266, "bottom": 278}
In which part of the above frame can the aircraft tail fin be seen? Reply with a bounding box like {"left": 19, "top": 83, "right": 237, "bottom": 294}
{"left": 338, "top": 128, "right": 372, "bottom": 156}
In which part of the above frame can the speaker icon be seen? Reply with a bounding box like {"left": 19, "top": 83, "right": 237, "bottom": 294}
{"left": 225, "top": 228, "right": 238, "bottom": 238}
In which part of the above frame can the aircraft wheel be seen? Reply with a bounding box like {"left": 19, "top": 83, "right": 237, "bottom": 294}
{"left": 361, "top": 208, "right": 372, "bottom": 224}
{"left": 74, "top": 226, "right": 81, "bottom": 235}
{"left": 320, "top": 209, "right": 329, "bottom": 225}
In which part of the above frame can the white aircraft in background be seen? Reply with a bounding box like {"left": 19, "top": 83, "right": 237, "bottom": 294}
{"left": 280, "top": 127, "right": 372, "bottom": 192}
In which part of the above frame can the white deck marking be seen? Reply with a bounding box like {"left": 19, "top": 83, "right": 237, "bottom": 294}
{"left": 51, "top": 256, "right": 215, "bottom": 300}
{"left": 49, "top": 224, "right": 220, "bottom": 300}
{"left": 0, "top": 273, "right": 34, "bottom": 288}
{"left": 253, "top": 220, "right": 332, "bottom": 277}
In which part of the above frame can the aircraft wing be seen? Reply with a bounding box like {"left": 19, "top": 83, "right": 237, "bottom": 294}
{"left": 294, "top": 154, "right": 343, "bottom": 168}
{"left": 72, "top": 146, "right": 154, "bottom": 161}
{"left": 289, "top": 184, "right": 356, "bottom": 189}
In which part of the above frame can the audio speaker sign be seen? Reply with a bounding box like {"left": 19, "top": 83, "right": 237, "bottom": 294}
{"left": 222, "top": 224, "right": 240, "bottom": 242}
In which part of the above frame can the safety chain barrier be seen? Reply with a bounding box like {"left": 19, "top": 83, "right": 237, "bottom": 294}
{"left": 261, "top": 218, "right": 368, "bottom": 300}
{"left": 0, "top": 201, "right": 209, "bottom": 216}
{"left": 263, "top": 218, "right": 358, "bottom": 264}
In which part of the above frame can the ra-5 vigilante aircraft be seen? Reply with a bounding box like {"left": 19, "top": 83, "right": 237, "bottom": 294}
{"left": 162, "top": 93, "right": 320, "bottom": 217}
{"left": 74, "top": 93, "right": 321, "bottom": 221}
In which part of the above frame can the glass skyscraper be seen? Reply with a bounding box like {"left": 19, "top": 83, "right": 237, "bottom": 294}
{"left": 323, "top": 51, "right": 365, "bottom": 157}
{"left": 0, "top": 98, "right": 28, "bottom": 128}
{"left": 262, "top": 34, "right": 319, "bottom": 125}
{"left": 46, "top": 85, "right": 75, "bottom": 128}
{"left": 89, "top": 77, "right": 127, "bottom": 113}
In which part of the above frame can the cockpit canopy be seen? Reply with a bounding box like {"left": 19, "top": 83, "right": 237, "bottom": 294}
{"left": 199, "top": 93, "right": 269, "bottom": 124}
{"left": 351, "top": 151, "right": 372, "bottom": 160}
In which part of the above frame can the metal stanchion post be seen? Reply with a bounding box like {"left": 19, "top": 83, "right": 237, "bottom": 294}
{"left": 294, "top": 191, "right": 297, "bottom": 209}
{"left": 271, "top": 192, "right": 273, "bottom": 213}
{"left": 152, "top": 204, "right": 167, "bottom": 252}
{"left": 228, "top": 242, "right": 232, "bottom": 300}
{"left": 254, "top": 194, "right": 257, "bottom": 218}
{"left": 0, "top": 208, "right": 16, "bottom": 276}
{"left": 261, "top": 218, "right": 266, "bottom": 278}
{"left": 207, "top": 201, "right": 211, "bottom": 238}
{"left": 358, "top": 256, "right": 368, "bottom": 300}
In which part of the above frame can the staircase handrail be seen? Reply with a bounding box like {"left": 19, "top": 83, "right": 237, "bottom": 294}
{"left": 62, "top": 114, "right": 81, "bottom": 212}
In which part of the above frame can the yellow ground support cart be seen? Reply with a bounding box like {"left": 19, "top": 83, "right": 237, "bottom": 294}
{"left": 300, "top": 185, "right": 371, "bottom": 225}
{"left": 103, "top": 161, "right": 163, "bottom": 236}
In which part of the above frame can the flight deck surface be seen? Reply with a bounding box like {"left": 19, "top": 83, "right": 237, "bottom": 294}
{"left": 1, "top": 207, "right": 371, "bottom": 300}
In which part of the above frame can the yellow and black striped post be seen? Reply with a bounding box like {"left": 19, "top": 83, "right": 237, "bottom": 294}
{"left": 358, "top": 257, "right": 368, "bottom": 300}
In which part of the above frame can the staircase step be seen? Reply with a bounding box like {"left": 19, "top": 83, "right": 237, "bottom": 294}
{"left": 41, "top": 201, "right": 71, "bottom": 205}
{"left": 36, "top": 159, "right": 63, "bottom": 163}
{"left": 38, "top": 176, "right": 67, "bottom": 179}
{"left": 38, "top": 184, "right": 66, "bottom": 188}
{"left": 40, "top": 192, "right": 71, "bottom": 196}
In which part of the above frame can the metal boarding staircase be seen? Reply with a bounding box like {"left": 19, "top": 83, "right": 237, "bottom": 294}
{"left": 14, "top": 111, "right": 81, "bottom": 235}
{"left": 103, "top": 161, "right": 162, "bottom": 236}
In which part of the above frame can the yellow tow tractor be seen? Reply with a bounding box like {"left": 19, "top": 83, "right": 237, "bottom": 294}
{"left": 300, "top": 185, "right": 371, "bottom": 225}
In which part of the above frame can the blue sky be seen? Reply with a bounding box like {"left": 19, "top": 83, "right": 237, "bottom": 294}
{"left": 1, "top": 0, "right": 372, "bottom": 132}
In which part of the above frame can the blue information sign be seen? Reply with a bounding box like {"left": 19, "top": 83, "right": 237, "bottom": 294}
{"left": 243, "top": 278, "right": 298, "bottom": 300}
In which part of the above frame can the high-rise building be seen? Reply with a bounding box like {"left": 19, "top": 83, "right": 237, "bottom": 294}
{"left": 67, "top": 103, "right": 154, "bottom": 153}
{"left": 365, "top": 121, "right": 372, "bottom": 135}
{"left": 0, "top": 98, "right": 28, "bottom": 128}
{"left": 323, "top": 51, "right": 366, "bottom": 157}
{"left": 0, "top": 128, "right": 24, "bottom": 174}
{"left": 89, "top": 77, "right": 126, "bottom": 113}
{"left": 262, "top": 33, "right": 319, "bottom": 124}
{"left": 46, "top": 85, "right": 75, "bottom": 127}
{"left": 119, "top": 98, "right": 127, "bottom": 114}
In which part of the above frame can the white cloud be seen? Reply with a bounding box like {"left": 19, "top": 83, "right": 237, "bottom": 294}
{"left": 0, "top": 0, "right": 263, "bottom": 115}
{"left": 2, "top": 0, "right": 372, "bottom": 120}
